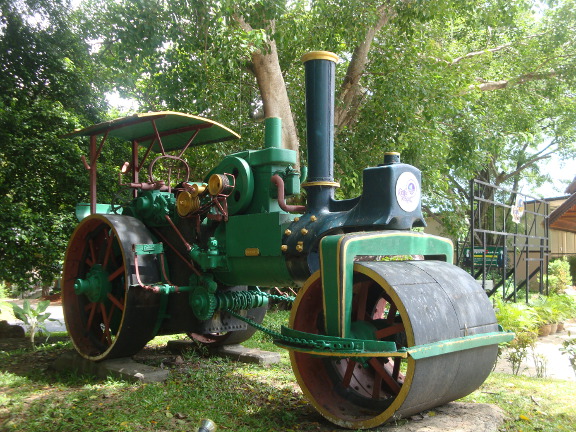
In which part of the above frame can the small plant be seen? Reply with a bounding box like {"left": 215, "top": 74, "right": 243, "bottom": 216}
{"left": 559, "top": 336, "right": 576, "bottom": 378}
{"left": 532, "top": 350, "right": 548, "bottom": 378}
{"left": 11, "top": 300, "right": 60, "bottom": 347}
{"left": 505, "top": 331, "right": 536, "bottom": 375}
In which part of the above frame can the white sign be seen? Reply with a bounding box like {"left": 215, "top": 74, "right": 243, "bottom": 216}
{"left": 395, "top": 171, "right": 421, "bottom": 212}
{"left": 511, "top": 194, "right": 525, "bottom": 223}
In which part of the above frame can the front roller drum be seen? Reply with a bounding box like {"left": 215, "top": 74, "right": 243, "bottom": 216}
{"left": 290, "top": 260, "right": 499, "bottom": 429}
{"left": 62, "top": 214, "right": 161, "bottom": 361}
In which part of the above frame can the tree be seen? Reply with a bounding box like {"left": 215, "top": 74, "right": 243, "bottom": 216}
{"left": 0, "top": 0, "right": 115, "bottom": 290}
{"left": 77, "top": 0, "right": 576, "bottom": 239}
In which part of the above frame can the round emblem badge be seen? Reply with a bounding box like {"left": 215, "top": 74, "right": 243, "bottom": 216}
{"left": 395, "top": 171, "right": 420, "bottom": 212}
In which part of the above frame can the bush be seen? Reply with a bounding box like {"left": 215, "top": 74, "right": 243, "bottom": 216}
{"left": 568, "top": 255, "right": 576, "bottom": 285}
{"left": 547, "top": 257, "right": 573, "bottom": 294}
{"left": 494, "top": 296, "right": 539, "bottom": 333}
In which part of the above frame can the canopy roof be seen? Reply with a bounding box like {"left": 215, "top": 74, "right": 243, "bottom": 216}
{"left": 549, "top": 193, "right": 576, "bottom": 233}
{"left": 65, "top": 111, "right": 240, "bottom": 152}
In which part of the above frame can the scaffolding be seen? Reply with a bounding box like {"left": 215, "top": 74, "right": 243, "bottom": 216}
{"left": 460, "top": 179, "right": 549, "bottom": 302}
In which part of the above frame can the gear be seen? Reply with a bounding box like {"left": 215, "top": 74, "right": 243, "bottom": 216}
{"left": 190, "top": 288, "right": 217, "bottom": 320}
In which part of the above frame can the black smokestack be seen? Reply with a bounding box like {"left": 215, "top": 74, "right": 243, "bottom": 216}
{"left": 301, "top": 51, "right": 340, "bottom": 213}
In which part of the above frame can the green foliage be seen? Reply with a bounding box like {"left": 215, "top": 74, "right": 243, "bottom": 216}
{"left": 11, "top": 300, "right": 60, "bottom": 347}
{"left": 547, "top": 257, "right": 573, "bottom": 294}
{"left": 506, "top": 331, "right": 537, "bottom": 375}
{"left": 568, "top": 255, "right": 576, "bottom": 283}
{"left": 0, "top": 1, "right": 114, "bottom": 290}
{"left": 546, "top": 293, "right": 576, "bottom": 322}
{"left": 495, "top": 295, "right": 540, "bottom": 333}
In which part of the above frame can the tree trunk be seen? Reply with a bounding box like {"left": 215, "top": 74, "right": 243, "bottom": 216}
{"left": 232, "top": 14, "right": 299, "bottom": 167}
{"left": 250, "top": 43, "right": 300, "bottom": 165}
{"left": 335, "top": 4, "right": 396, "bottom": 131}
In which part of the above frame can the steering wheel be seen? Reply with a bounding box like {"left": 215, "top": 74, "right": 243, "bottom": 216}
{"left": 148, "top": 155, "right": 190, "bottom": 186}
{"left": 110, "top": 187, "right": 135, "bottom": 214}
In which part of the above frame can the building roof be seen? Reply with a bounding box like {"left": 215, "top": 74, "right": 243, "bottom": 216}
{"left": 549, "top": 193, "right": 576, "bottom": 233}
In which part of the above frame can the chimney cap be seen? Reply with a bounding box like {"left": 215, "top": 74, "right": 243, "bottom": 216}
{"left": 302, "top": 51, "right": 339, "bottom": 64}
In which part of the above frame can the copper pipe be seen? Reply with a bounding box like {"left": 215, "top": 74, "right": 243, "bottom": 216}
{"left": 271, "top": 175, "right": 306, "bottom": 213}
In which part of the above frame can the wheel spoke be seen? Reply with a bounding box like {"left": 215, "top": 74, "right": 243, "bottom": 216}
{"left": 386, "top": 303, "right": 397, "bottom": 323}
{"left": 369, "top": 358, "right": 401, "bottom": 395}
{"left": 89, "top": 238, "right": 97, "bottom": 265}
{"left": 108, "top": 265, "right": 125, "bottom": 281}
{"left": 85, "top": 302, "right": 97, "bottom": 331}
{"left": 375, "top": 323, "right": 405, "bottom": 339}
{"left": 103, "top": 231, "right": 115, "bottom": 268}
{"left": 100, "top": 302, "right": 112, "bottom": 345}
{"left": 392, "top": 358, "right": 403, "bottom": 381}
{"left": 355, "top": 285, "right": 369, "bottom": 321}
{"left": 372, "top": 369, "right": 382, "bottom": 399}
{"left": 341, "top": 359, "right": 357, "bottom": 388}
{"left": 107, "top": 293, "right": 125, "bottom": 311}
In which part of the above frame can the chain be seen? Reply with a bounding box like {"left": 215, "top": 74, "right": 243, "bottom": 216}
{"left": 224, "top": 308, "right": 363, "bottom": 352}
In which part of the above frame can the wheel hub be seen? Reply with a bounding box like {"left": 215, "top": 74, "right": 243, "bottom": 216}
{"left": 74, "top": 264, "right": 112, "bottom": 303}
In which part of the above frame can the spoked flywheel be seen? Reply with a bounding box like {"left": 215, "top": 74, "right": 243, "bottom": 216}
{"left": 290, "top": 260, "right": 499, "bottom": 429}
{"left": 62, "top": 214, "right": 161, "bottom": 361}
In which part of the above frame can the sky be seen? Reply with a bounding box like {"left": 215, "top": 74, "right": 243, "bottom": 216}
{"left": 527, "top": 154, "right": 574, "bottom": 199}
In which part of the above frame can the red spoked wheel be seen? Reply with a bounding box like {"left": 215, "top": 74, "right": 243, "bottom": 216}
{"left": 290, "top": 267, "right": 412, "bottom": 429}
{"left": 62, "top": 214, "right": 161, "bottom": 361}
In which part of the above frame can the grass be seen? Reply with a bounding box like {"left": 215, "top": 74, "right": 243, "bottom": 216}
{"left": 0, "top": 310, "right": 575, "bottom": 432}
{"left": 0, "top": 300, "right": 17, "bottom": 322}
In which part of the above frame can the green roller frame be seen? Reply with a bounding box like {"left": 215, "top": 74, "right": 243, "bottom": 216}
{"left": 320, "top": 231, "right": 453, "bottom": 338}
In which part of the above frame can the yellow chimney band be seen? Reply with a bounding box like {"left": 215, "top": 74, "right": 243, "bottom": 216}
{"left": 301, "top": 51, "right": 339, "bottom": 63}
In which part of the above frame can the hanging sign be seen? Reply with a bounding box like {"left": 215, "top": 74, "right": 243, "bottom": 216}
{"left": 511, "top": 194, "right": 525, "bottom": 223}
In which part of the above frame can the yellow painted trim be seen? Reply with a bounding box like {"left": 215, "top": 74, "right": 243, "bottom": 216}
{"left": 301, "top": 180, "right": 340, "bottom": 188}
{"left": 384, "top": 151, "right": 400, "bottom": 156}
{"left": 301, "top": 51, "right": 339, "bottom": 63}
{"left": 279, "top": 344, "right": 408, "bottom": 358}
{"left": 289, "top": 261, "right": 419, "bottom": 429}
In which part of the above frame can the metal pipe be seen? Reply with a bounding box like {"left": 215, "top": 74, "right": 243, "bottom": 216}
{"left": 271, "top": 175, "right": 306, "bottom": 213}
{"left": 301, "top": 51, "right": 340, "bottom": 212}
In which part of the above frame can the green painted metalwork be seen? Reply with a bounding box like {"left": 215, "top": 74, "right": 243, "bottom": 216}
{"left": 212, "top": 212, "right": 294, "bottom": 287}
{"left": 190, "top": 237, "right": 229, "bottom": 272}
{"left": 133, "top": 243, "right": 165, "bottom": 255}
{"left": 319, "top": 231, "right": 454, "bottom": 338}
{"left": 264, "top": 117, "right": 282, "bottom": 149}
{"left": 406, "top": 331, "right": 515, "bottom": 359}
{"left": 130, "top": 190, "right": 175, "bottom": 227}
{"left": 207, "top": 156, "right": 254, "bottom": 215}
{"left": 64, "top": 111, "right": 240, "bottom": 152}
{"left": 74, "top": 203, "right": 119, "bottom": 222}
{"left": 74, "top": 264, "right": 111, "bottom": 303}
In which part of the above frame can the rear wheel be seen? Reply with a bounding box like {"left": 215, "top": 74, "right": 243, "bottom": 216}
{"left": 62, "top": 214, "right": 161, "bottom": 361}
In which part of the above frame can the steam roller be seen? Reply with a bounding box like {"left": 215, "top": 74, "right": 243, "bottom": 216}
{"left": 61, "top": 49, "right": 512, "bottom": 429}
